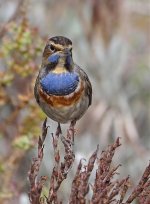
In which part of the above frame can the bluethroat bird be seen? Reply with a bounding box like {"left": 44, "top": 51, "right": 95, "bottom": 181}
{"left": 34, "top": 36, "right": 92, "bottom": 130}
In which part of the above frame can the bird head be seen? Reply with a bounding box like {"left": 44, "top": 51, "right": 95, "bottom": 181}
{"left": 42, "top": 36, "right": 73, "bottom": 73}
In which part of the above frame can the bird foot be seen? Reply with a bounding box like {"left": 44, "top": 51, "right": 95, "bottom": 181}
{"left": 56, "top": 123, "right": 62, "bottom": 137}
{"left": 70, "top": 120, "right": 76, "bottom": 129}
{"left": 68, "top": 120, "right": 76, "bottom": 144}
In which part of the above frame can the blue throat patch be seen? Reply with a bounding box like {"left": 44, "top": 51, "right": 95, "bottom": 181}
{"left": 48, "top": 54, "right": 60, "bottom": 64}
{"left": 40, "top": 72, "right": 79, "bottom": 96}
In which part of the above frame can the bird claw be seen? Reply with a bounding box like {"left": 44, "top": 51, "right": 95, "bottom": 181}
{"left": 56, "top": 123, "right": 62, "bottom": 135}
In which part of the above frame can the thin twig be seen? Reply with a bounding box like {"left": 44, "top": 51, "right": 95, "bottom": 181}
{"left": 28, "top": 118, "right": 48, "bottom": 204}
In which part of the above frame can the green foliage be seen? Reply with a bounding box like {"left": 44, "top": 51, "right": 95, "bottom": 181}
{"left": 1, "top": 19, "right": 43, "bottom": 78}
{"left": 0, "top": 163, "right": 5, "bottom": 173}
{"left": 13, "top": 135, "right": 33, "bottom": 150}
{"left": 0, "top": 17, "right": 45, "bottom": 134}
{"left": 0, "top": 16, "right": 47, "bottom": 202}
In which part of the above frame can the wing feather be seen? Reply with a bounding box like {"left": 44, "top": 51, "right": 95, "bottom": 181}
{"left": 74, "top": 64, "right": 92, "bottom": 106}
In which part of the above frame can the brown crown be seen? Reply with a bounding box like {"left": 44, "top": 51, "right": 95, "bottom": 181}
{"left": 49, "top": 36, "right": 72, "bottom": 46}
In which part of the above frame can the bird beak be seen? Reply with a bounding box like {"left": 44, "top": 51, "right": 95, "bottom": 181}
{"left": 63, "top": 48, "right": 72, "bottom": 56}
{"left": 47, "top": 48, "right": 73, "bottom": 71}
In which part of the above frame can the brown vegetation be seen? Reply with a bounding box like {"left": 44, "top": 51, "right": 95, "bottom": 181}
{"left": 28, "top": 120, "right": 150, "bottom": 204}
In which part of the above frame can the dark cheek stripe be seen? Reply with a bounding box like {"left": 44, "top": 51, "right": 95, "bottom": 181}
{"left": 65, "top": 54, "right": 72, "bottom": 69}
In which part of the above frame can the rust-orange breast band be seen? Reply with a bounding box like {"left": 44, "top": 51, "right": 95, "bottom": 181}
{"left": 38, "top": 81, "right": 84, "bottom": 107}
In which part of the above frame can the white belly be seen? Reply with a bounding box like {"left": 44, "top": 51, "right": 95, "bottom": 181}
{"left": 39, "top": 94, "right": 89, "bottom": 123}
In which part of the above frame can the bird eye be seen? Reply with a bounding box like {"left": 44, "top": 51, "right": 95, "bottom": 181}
{"left": 49, "top": 44, "right": 55, "bottom": 52}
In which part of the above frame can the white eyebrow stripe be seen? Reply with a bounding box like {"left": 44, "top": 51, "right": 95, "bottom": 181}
{"left": 49, "top": 41, "right": 72, "bottom": 50}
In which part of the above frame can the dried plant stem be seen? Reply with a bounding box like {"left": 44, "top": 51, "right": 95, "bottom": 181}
{"left": 47, "top": 122, "right": 75, "bottom": 203}
{"left": 28, "top": 121, "right": 150, "bottom": 204}
{"left": 125, "top": 162, "right": 150, "bottom": 203}
{"left": 28, "top": 118, "right": 48, "bottom": 204}
{"left": 69, "top": 146, "right": 99, "bottom": 204}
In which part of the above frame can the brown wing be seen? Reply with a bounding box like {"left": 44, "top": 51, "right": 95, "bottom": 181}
{"left": 74, "top": 64, "right": 92, "bottom": 106}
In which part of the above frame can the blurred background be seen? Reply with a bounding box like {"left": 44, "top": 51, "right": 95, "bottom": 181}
{"left": 0, "top": 0, "right": 150, "bottom": 203}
